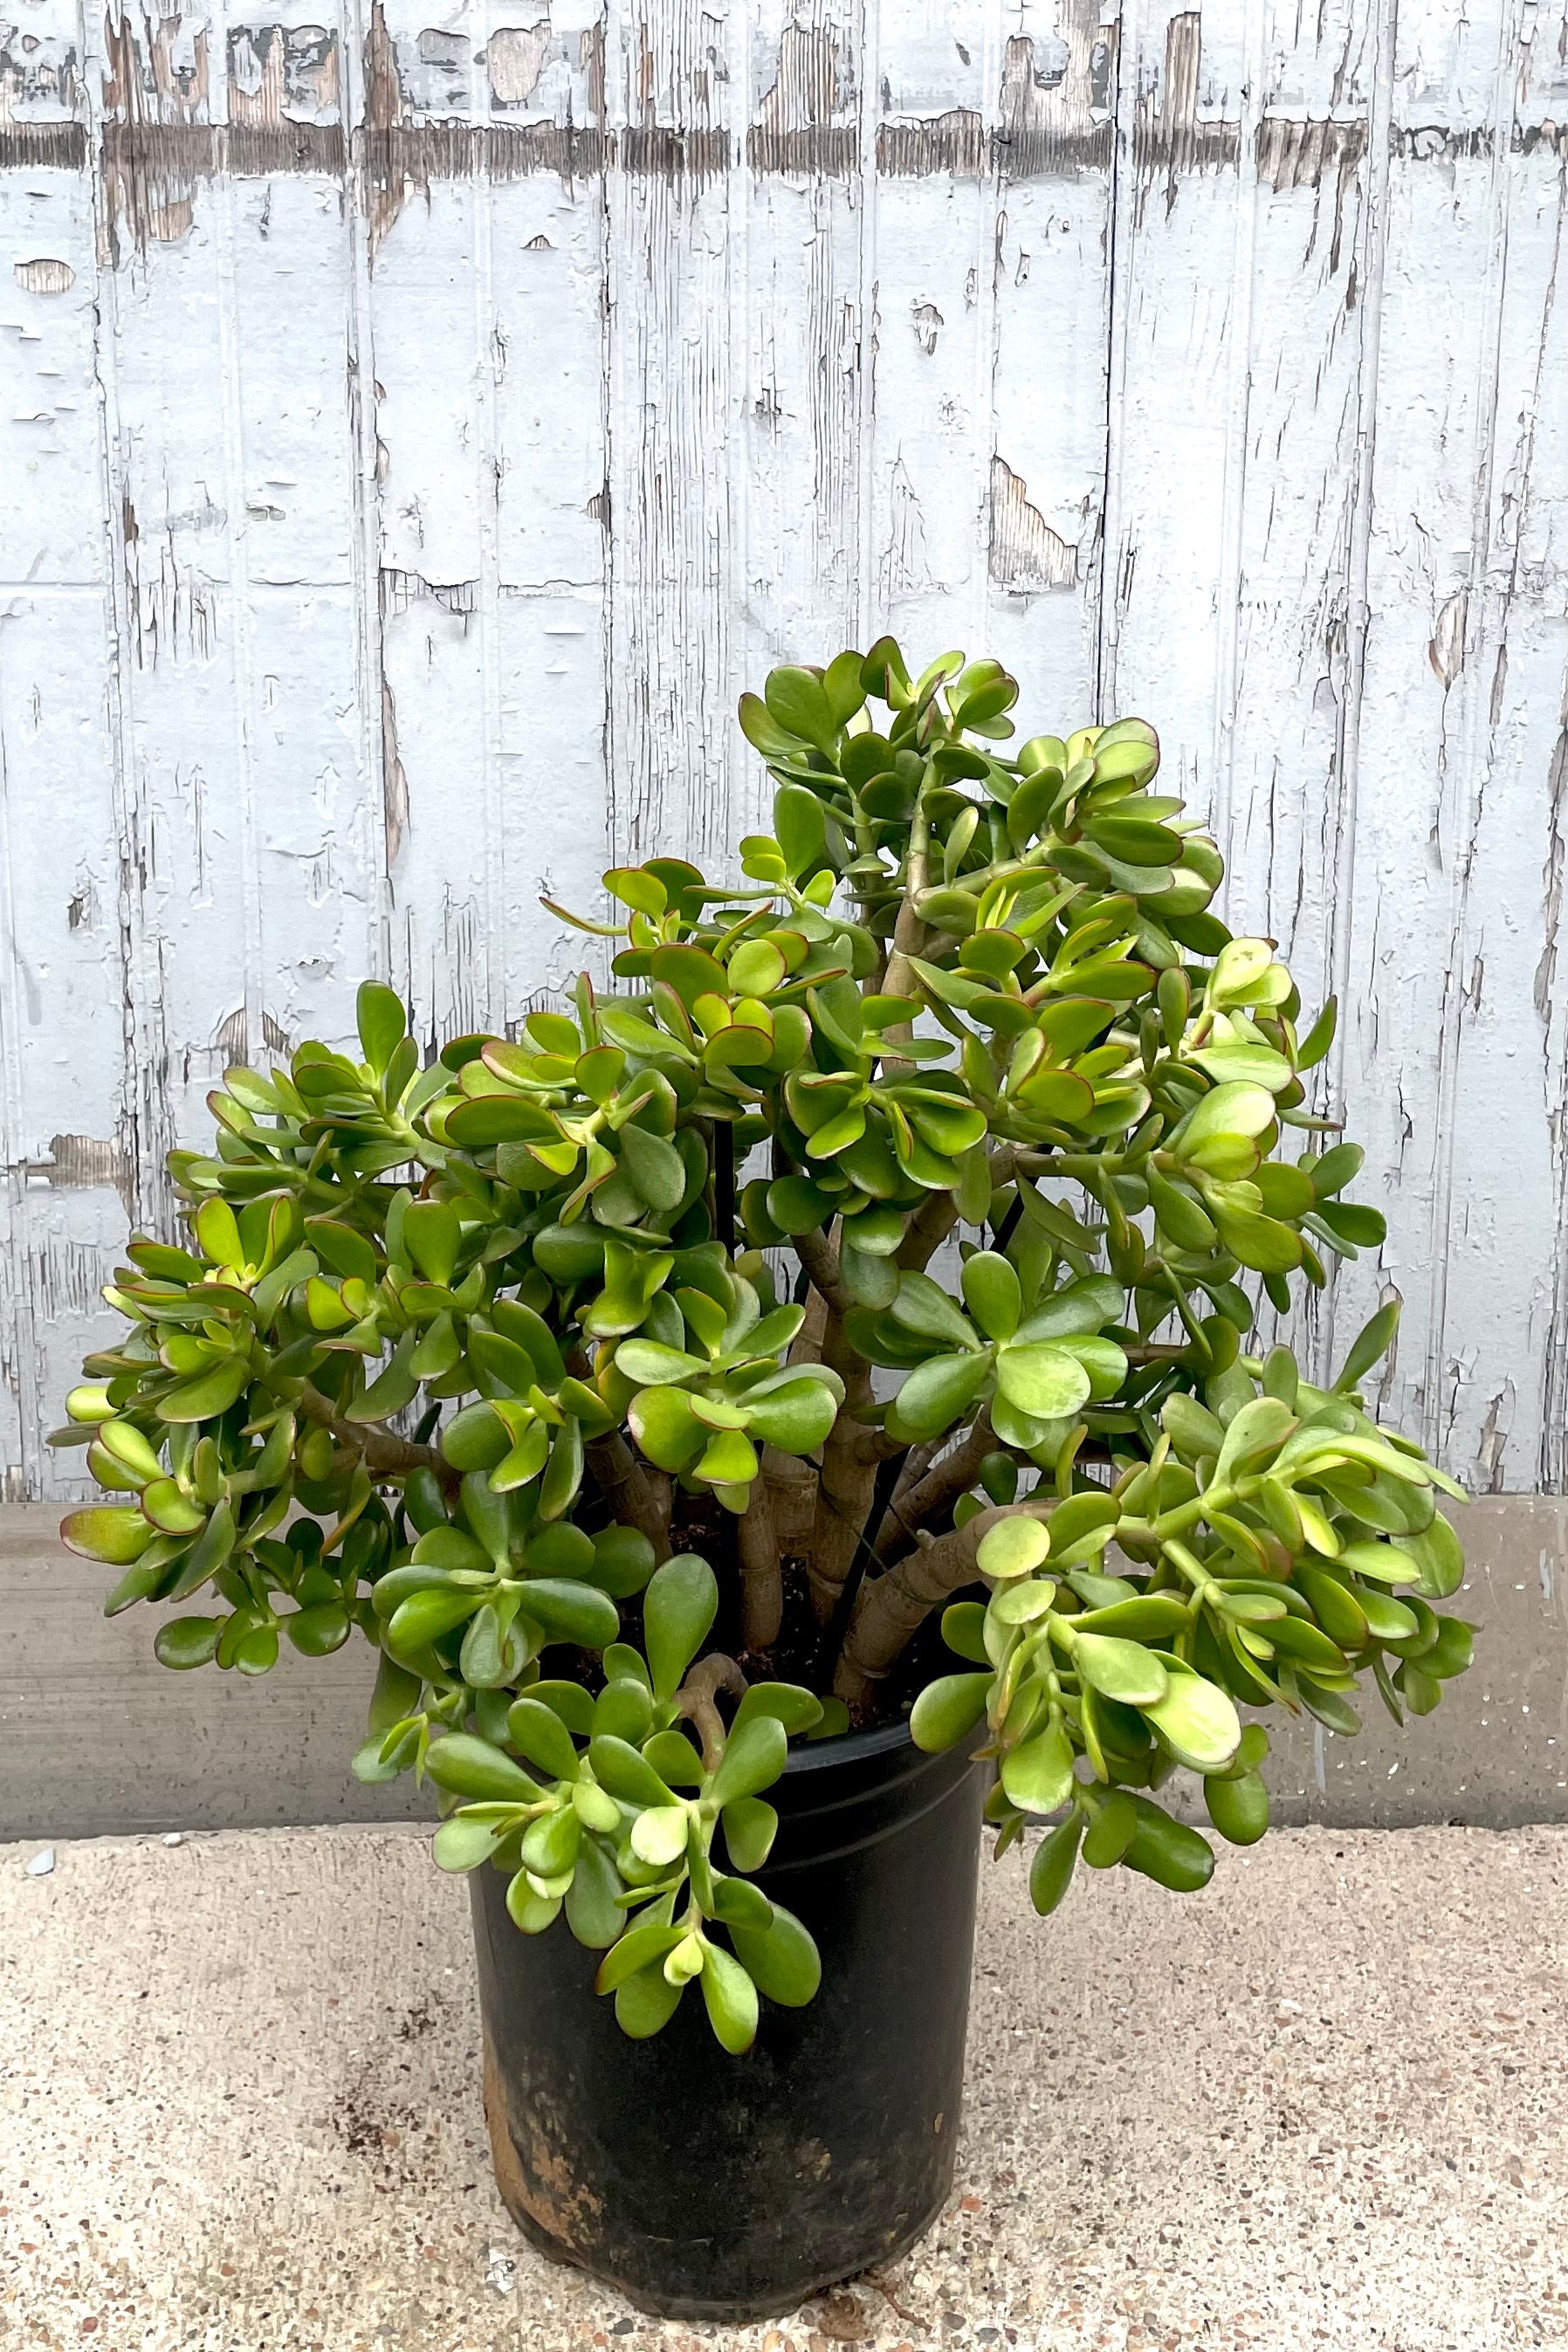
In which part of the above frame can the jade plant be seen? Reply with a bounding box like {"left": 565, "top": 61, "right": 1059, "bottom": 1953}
{"left": 59, "top": 639, "right": 1473, "bottom": 2053}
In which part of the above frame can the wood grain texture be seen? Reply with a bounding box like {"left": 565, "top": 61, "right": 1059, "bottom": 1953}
{"left": 2, "top": 0, "right": 1565, "bottom": 1496}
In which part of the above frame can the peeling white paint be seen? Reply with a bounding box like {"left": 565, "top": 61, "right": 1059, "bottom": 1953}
{"left": 0, "top": 0, "right": 1565, "bottom": 1497}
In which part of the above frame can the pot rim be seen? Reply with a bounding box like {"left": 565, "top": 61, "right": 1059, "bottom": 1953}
{"left": 781, "top": 1714, "right": 913, "bottom": 1778}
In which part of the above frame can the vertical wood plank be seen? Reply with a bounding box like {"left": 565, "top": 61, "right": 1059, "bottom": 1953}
{"left": 1372, "top": 0, "right": 1568, "bottom": 1485}
{"left": 1100, "top": 0, "right": 1252, "bottom": 791}
{"left": 1337, "top": 0, "right": 1548, "bottom": 1473}
{"left": 1215, "top": 0, "right": 1390, "bottom": 1384}
{"left": 360, "top": 0, "right": 492, "bottom": 1039}
{"left": 365, "top": 0, "right": 609, "bottom": 1039}
{"left": 0, "top": 1, "right": 126, "bottom": 1493}
{"left": 486, "top": 13, "right": 610, "bottom": 1010}
{"left": 92, "top": 0, "right": 378, "bottom": 1153}
{"left": 0, "top": 605, "right": 131, "bottom": 1498}
{"left": 983, "top": 0, "right": 1115, "bottom": 719}
{"left": 866, "top": 2, "right": 995, "bottom": 668}
{"left": 1101, "top": 0, "right": 1392, "bottom": 1385}
{"left": 732, "top": 0, "right": 867, "bottom": 836}
{"left": 601, "top": 0, "right": 733, "bottom": 866}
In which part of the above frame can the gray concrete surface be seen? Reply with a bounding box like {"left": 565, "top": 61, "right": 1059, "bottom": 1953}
{"left": 5, "top": 1496, "right": 1566, "bottom": 1840}
{"left": 0, "top": 1509, "right": 425, "bottom": 1839}
{"left": 3, "top": 1821, "right": 1565, "bottom": 2351}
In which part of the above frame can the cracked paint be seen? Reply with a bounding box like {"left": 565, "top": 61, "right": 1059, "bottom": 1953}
{"left": 0, "top": 0, "right": 1565, "bottom": 1498}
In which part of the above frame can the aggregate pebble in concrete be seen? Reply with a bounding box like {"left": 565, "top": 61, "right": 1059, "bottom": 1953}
{"left": 2, "top": 1823, "right": 1564, "bottom": 2351}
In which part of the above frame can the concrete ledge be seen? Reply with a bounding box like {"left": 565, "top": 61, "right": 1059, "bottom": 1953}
{"left": 3, "top": 1498, "right": 1565, "bottom": 1840}
{"left": 2, "top": 1822, "right": 1563, "bottom": 2349}
{"left": 1266, "top": 1493, "right": 1568, "bottom": 1827}
{"left": 0, "top": 1509, "right": 425, "bottom": 1840}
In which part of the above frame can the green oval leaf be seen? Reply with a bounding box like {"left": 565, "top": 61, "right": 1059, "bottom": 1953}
{"left": 1072, "top": 1633, "right": 1169, "bottom": 1707}
{"left": 588, "top": 1734, "right": 676, "bottom": 1810}
{"left": 765, "top": 665, "right": 837, "bottom": 752}
{"left": 700, "top": 1943, "right": 760, "bottom": 2053}
{"left": 976, "top": 1515, "right": 1049, "bottom": 1581}
{"left": 426, "top": 1733, "right": 541, "bottom": 1802}
{"left": 357, "top": 980, "right": 409, "bottom": 1074}
{"left": 153, "top": 1613, "right": 222, "bottom": 1670}
{"left": 1121, "top": 1796, "right": 1214, "bottom": 1893}
{"left": 643, "top": 1552, "right": 718, "bottom": 1702}
{"left": 994, "top": 1341, "right": 1092, "bottom": 1422}
{"left": 1204, "top": 1769, "right": 1269, "bottom": 1847}
{"left": 1000, "top": 1717, "right": 1076, "bottom": 1815}
{"left": 720, "top": 1796, "right": 778, "bottom": 1874}
{"left": 708, "top": 1715, "right": 788, "bottom": 1808}
{"left": 888, "top": 1351, "right": 991, "bottom": 1443}
{"left": 159, "top": 1355, "right": 251, "bottom": 1426}
{"left": 505, "top": 1697, "right": 581, "bottom": 1783}
{"left": 62, "top": 1505, "right": 155, "bottom": 1565}
{"left": 910, "top": 1670, "right": 994, "bottom": 1752}
{"left": 516, "top": 1578, "right": 619, "bottom": 1651}
{"left": 729, "top": 1900, "right": 822, "bottom": 2007}
{"left": 431, "top": 1814, "right": 507, "bottom": 1874}
{"left": 564, "top": 1835, "right": 624, "bottom": 1948}
{"left": 961, "top": 1251, "right": 1022, "bottom": 1342}
{"left": 1028, "top": 1809, "right": 1083, "bottom": 1915}
{"left": 1140, "top": 1667, "right": 1241, "bottom": 1771}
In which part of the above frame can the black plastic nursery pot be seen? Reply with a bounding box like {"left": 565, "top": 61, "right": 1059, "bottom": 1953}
{"left": 471, "top": 1721, "right": 987, "bottom": 2321}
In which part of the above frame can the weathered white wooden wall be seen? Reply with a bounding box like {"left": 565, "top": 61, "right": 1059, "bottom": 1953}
{"left": 1, "top": 0, "right": 1565, "bottom": 1501}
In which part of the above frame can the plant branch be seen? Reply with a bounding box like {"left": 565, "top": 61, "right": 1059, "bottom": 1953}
{"left": 896, "top": 1188, "right": 958, "bottom": 1272}
{"left": 816, "top": 1448, "right": 906, "bottom": 1688}
{"left": 806, "top": 1304, "right": 877, "bottom": 1623}
{"left": 794, "top": 1225, "right": 853, "bottom": 1321}
{"left": 835, "top": 1496, "right": 1055, "bottom": 1709}
{"left": 296, "top": 1382, "right": 458, "bottom": 1492}
{"left": 878, "top": 828, "right": 932, "bottom": 1014}
{"left": 871, "top": 1409, "right": 995, "bottom": 1563}
{"left": 850, "top": 1424, "right": 911, "bottom": 1466}
{"left": 585, "top": 1429, "right": 671, "bottom": 1559}
{"left": 737, "top": 1482, "right": 783, "bottom": 1652}
{"left": 894, "top": 1141, "right": 1021, "bottom": 1274}
{"left": 787, "top": 1285, "right": 829, "bottom": 1367}
{"left": 675, "top": 1652, "right": 749, "bottom": 1771}
{"left": 760, "top": 1443, "right": 815, "bottom": 1552}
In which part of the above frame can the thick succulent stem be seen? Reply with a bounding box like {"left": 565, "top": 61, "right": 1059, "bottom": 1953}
{"left": 886, "top": 1435, "right": 938, "bottom": 1506}
{"left": 874, "top": 811, "right": 932, "bottom": 1079}
{"left": 878, "top": 825, "right": 931, "bottom": 1012}
{"left": 835, "top": 1497, "right": 1053, "bottom": 1711}
{"left": 896, "top": 1188, "right": 959, "bottom": 1274}
{"left": 760, "top": 1443, "right": 815, "bottom": 1552}
{"left": 585, "top": 1430, "right": 671, "bottom": 1560}
{"left": 806, "top": 1307, "right": 877, "bottom": 1625}
{"left": 737, "top": 1484, "right": 783, "bottom": 1652}
{"left": 793, "top": 1226, "right": 853, "bottom": 1321}
{"left": 296, "top": 1382, "right": 458, "bottom": 1493}
{"left": 676, "top": 1653, "right": 748, "bottom": 1770}
{"left": 871, "top": 1409, "right": 995, "bottom": 1563}
{"left": 787, "top": 1286, "right": 829, "bottom": 1368}
{"left": 892, "top": 1141, "right": 1020, "bottom": 1278}
{"left": 850, "top": 1425, "right": 911, "bottom": 1468}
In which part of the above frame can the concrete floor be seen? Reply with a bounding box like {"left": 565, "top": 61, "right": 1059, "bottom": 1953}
{"left": 2, "top": 1825, "right": 1565, "bottom": 2352}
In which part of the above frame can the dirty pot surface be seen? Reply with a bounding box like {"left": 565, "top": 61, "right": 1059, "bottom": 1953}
{"left": 471, "top": 1723, "right": 986, "bottom": 2321}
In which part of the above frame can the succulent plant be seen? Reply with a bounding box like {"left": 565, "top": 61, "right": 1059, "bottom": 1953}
{"left": 59, "top": 638, "right": 1472, "bottom": 2048}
